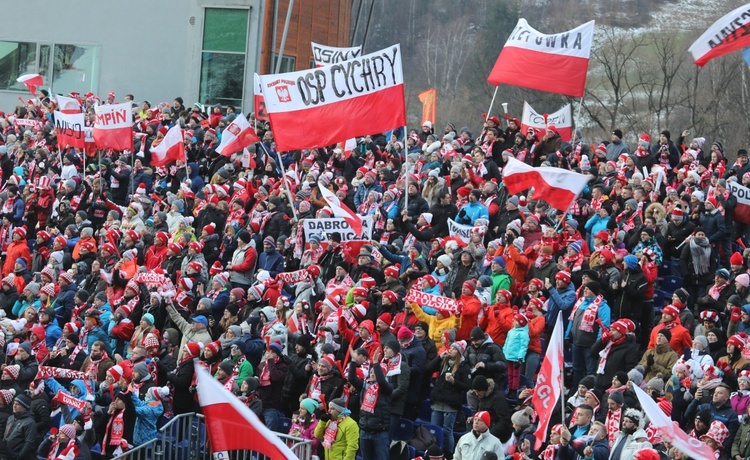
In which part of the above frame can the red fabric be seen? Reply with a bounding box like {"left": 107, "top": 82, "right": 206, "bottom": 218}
{"left": 456, "top": 295, "right": 482, "bottom": 341}
{"left": 648, "top": 320, "right": 693, "bottom": 354}
{"left": 3, "top": 240, "right": 30, "bottom": 276}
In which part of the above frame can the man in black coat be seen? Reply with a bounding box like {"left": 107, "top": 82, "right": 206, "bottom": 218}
{"left": 590, "top": 321, "right": 639, "bottom": 392}
{"left": 0, "top": 395, "right": 38, "bottom": 460}
{"left": 465, "top": 328, "right": 507, "bottom": 387}
{"left": 262, "top": 197, "right": 291, "bottom": 241}
{"left": 429, "top": 191, "right": 458, "bottom": 238}
{"left": 467, "top": 375, "right": 513, "bottom": 443}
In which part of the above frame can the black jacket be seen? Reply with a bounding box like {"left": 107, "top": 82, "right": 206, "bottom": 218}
{"left": 349, "top": 361, "right": 393, "bottom": 432}
{"left": 475, "top": 387, "right": 513, "bottom": 442}
{"left": 664, "top": 220, "right": 696, "bottom": 260}
{"left": 1, "top": 409, "right": 37, "bottom": 460}
{"left": 611, "top": 267, "right": 648, "bottom": 322}
{"left": 165, "top": 358, "right": 195, "bottom": 415}
{"left": 591, "top": 336, "right": 640, "bottom": 392}
{"left": 427, "top": 356, "right": 471, "bottom": 410}
{"left": 464, "top": 337, "right": 507, "bottom": 384}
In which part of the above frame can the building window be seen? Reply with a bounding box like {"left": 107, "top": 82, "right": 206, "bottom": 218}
{"left": 0, "top": 41, "right": 99, "bottom": 94}
{"left": 272, "top": 54, "right": 296, "bottom": 73}
{"left": 199, "top": 8, "right": 249, "bottom": 107}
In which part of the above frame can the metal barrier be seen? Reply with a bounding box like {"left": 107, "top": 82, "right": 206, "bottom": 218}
{"left": 113, "top": 412, "right": 314, "bottom": 460}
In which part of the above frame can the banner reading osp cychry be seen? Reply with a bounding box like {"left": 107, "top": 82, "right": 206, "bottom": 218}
{"left": 54, "top": 111, "right": 85, "bottom": 149}
{"left": 488, "top": 19, "right": 595, "bottom": 97}
{"left": 302, "top": 217, "right": 373, "bottom": 241}
{"left": 689, "top": 3, "right": 750, "bottom": 67}
{"left": 521, "top": 102, "right": 572, "bottom": 140}
{"left": 259, "top": 45, "right": 406, "bottom": 151}
{"left": 405, "top": 287, "right": 460, "bottom": 314}
{"left": 94, "top": 102, "right": 133, "bottom": 151}
{"left": 311, "top": 42, "right": 363, "bottom": 66}
{"left": 728, "top": 181, "right": 750, "bottom": 225}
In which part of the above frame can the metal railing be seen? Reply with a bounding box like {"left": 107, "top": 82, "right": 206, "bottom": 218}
{"left": 113, "top": 412, "right": 314, "bottom": 460}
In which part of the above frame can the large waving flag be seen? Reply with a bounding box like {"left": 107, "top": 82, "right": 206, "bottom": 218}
{"left": 727, "top": 181, "right": 750, "bottom": 225}
{"left": 502, "top": 157, "right": 589, "bottom": 211}
{"left": 16, "top": 74, "right": 43, "bottom": 96}
{"left": 633, "top": 383, "right": 715, "bottom": 459}
{"left": 56, "top": 95, "right": 82, "bottom": 114}
{"left": 259, "top": 45, "right": 406, "bottom": 151}
{"left": 195, "top": 363, "right": 296, "bottom": 459}
{"left": 93, "top": 103, "right": 133, "bottom": 151}
{"left": 216, "top": 114, "right": 260, "bottom": 156}
{"left": 520, "top": 102, "right": 572, "bottom": 141}
{"left": 54, "top": 111, "right": 86, "bottom": 150}
{"left": 150, "top": 125, "right": 186, "bottom": 166}
{"left": 690, "top": 4, "right": 750, "bottom": 67}
{"left": 488, "top": 19, "right": 595, "bottom": 97}
{"left": 532, "top": 312, "right": 564, "bottom": 451}
{"left": 318, "top": 180, "right": 363, "bottom": 237}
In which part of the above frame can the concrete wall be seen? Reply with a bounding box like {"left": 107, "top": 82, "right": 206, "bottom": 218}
{"left": 0, "top": 0, "right": 263, "bottom": 113}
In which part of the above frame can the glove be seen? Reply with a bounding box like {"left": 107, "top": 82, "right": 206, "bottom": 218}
{"left": 319, "top": 413, "right": 332, "bottom": 422}
{"left": 683, "top": 347, "right": 691, "bottom": 361}
{"left": 646, "top": 354, "right": 655, "bottom": 368}
{"left": 731, "top": 307, "right": 742, "bottom": 323}
{"left": 717, "top": 360, "right": 732, "bottom": 375}
{"left": 601, "top": 330, "right": 612, "bottom": 344}
{"left": 506, "top": 234, "right": 515, "bottom": 245}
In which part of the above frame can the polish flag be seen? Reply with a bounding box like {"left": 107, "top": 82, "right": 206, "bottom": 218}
{"left": 16, "top": 74, "right": 43, "bottom": 96}
{"left": 532, "top": 312, "right": 564, "bottom": 451}
{"left": 319, "top": 180, "right": 363, "bottom": 237}
{"left": 216, "top": 114, "right": 260, "bottom": 156}
{"left": 336, "top": 138, "right": 357, "bottom": 159}
{"left": 253, "top": 73, "right": 268, "bottom": 121}
{"left": 502, "top": 157, "right": 589, "bottom": 211}
{"left": 488, "top": 19, "right": 595, "bottom": 98}
{"left": 55, "top": 95, "right": 82, "bottom": 114}
{"left": 633, "top": 383, "right": 715, "bottom": 459}
{"left": 690, "top": 4, "right": 750, "bottom": 67}
{"left": 259, "top": 45, "right": 406, "bottom": 151}
{"left": 728, "top": 181, "right": 750, "bottom": 225}
{"left": 54, "top": 111, "right": 86, "bottom": 150}
{"left": 93, "top": 103, "right": 133, "bottom": 151}
{"left": 150, "top": 125, "right": 186, "bottom": 167}
{"left": 194, "top": 364, "right": 296, "bottom": 459}
{"left": 520, "top": 102, "right": 572, "bottom": 141}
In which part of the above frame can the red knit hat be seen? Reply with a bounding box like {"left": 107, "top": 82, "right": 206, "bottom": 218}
{"left": 475, "top": 410, "right": 491, "bottom": 426}
{"left": 731, "top": 252, "right": 744, "bottom": 265}
{"left": 662, "top": 304, "right": 680, "bottom": 318}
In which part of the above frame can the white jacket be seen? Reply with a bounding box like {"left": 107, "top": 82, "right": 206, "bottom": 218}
{"left": 454, "top": 430, "right": 503, "bottom": 460}
{"left": 610, "top": 429, "right": 652, "bottom": 460}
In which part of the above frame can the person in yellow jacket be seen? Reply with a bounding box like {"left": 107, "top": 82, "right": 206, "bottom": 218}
{"left": 408, "top": 302, "right": 460, "bottom": 343}
{"left": 314, "top": 397, "right": 360, "bottom": 460}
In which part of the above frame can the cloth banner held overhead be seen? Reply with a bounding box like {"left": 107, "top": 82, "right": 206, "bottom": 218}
{"left": 488, "top": 19, "right": 595, "bottom": 97}
{"left": 532, "top": 312, "right": 564, "bottom": 451}
{"left": 302, "top": 217, "right": 373, "bottom": 241}
{"left": 93, "top": 102, "right": 133, "bottom": 151}
{"left": 418, "top": 88, "right": 437, "bottom": 126}
{"left": 521, "top": 102, "right": 572, "bottom": 140}
{"left": 259, "top": 44, "right": 406, "bottom": 151}
{"left": 15, "top": 118, "right": 42, "bottom": 131}
{"left": 54, "top": 111, "right": 86, "bottom": 150}
{"left": 311, "top": 42, "right": 363, "bottom": 66}
{"left": 405, "top": 287, "right": 460, "bottom": 315}
{"left": 728, "top": 181, "right": 750, "bottom": 225}
{"left": 689, "top": 3, "right": 750, "bottom": 67}
{"left": 448, "top": 219, "right": 486, "bottom": 243}
{"left": 502, "top": 157, "right": 589, "bottom": 211}
{"left": 16, "top": 73, "right": 43, "bottom": 96}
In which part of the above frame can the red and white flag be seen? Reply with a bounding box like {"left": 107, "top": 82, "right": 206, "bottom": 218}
{"left": 93, "top": 103, "right": 133, "bottom": 151}
{"left": 56, "top": 95, "right": 82, "bottom": 114}
{"left": 521, "top": 102, "right": 572, "bottom": 141}
{"left": 195, "top": 363, "right": 296, "bottom": 459}
{"left": 253, "top": 73, "right": 268, "bottom": 121}
{"left": 502, "top": 157, "right": 589, "bottom": 211}
{"left": 16, "top": 74, "right": 43, "bottom": 96}
{"left": 318, "top": 180, "right": 363, "bottom": 237}
{"left": 150, "top": 125, "right": 186, "bottom": 167}
{"left": 488, "top": 19, "right": 595, "bottom": 97}
{"left": 259, "top": 45, "right": 406, "bottom": 151}
{"left": 689, "top": 4, "right": 750, "bottom": 67}
{"left": 216, "top": 114, "right": 260, "bottom": 156}
{"left": 54, "top": 111, "right": 86, "bottom": 150}
{"left": 728, "top": 181, "right": 750, "bottom": 225}
{"left": 633, "top": 383, "right": 715, "bottom": 459}
{"left": 336, "top": 138, "right": 357, "bottom": 159}
{"left": 311, "top": 42, "right": 363, "bottom": 66}
{"left": 532, "top": 312, "right": 564, "bottom": 451}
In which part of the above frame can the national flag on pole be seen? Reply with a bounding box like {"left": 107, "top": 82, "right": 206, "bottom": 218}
{"left": 502, "top": 157, "right": 589, "bottom": 211}
{"left": 216, "top": 114, "right": 260, "bottom": 156}
{"left": 728, "top": 181, "right": 750, "bottom": 225}
{"left": 16, "top": 74, "right": 43, "bottom": 96}
{"left": 318, "top": 180, "right": 363, "bottom": 237}
{"left": 253, "top": 73, "right": 269, "bottom": 121}
{"left": 194, "top": 363, "right": 296, "bottom": 459}
{"left": 632, "top": 383, "right": 715, "bottom": 459}
{"left": 689, "top": 3, "right": 750, "bottom": 67}
{"left": 311, "top": 42, "right": 363, "bottom": 66}
{"left": 259, "top": 45, "right": 406, "bottom": 152}
{"left": 55, "top": 95, "right": 82, "bottom": 114}
{"left": 150, "top": 125, "right": 186, "bottom": 166}
{"left": 336, "top": 138, "right": 357, "bottom": 159}
{"left": 521, "top": 102, "right": 572, "bottom": 141}
{"left": 93, "top": 103, "right": 133, "bottom": 151}
{"left": 54, "top": 111, "right": 86, "bottom": 150}
{"left": 418, "top": 88, "right": 437, "bottom": 126}
{"left": 532, "top": 312, "right": 564, "bottom": 451}
{"left": 487, "top": 19, "right": 595, "bottom": 98}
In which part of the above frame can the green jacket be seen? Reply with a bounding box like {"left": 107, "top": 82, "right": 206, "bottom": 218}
{"left": 490, "top": 271, "right": 512, "bottom": 303}
{"left": 314, "top": 415, "right": 359, "bottom": 460}
{"left": 732, "top": 418, "right": 750, "bottom": 460}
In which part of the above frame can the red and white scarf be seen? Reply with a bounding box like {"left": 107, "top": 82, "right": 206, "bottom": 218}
{"left": 708, "top": 281, "right": 729, "bottom": 300}
{"left": 47, "top": 438, "right": 79, "bottom": 460}
{"left": 308, "top": 373, "right": 332, "bottom": 400}
{"left": 384, "top": 354, "right": 402, "bottom": 377}
{"left": 616, "top": 210, "right": 638, "bottom": 232}
{"left": 84, "top": 351, "right": 109, "bottom": 381}
{"left": 322, "top": 416, "right": 347, "bottom": 450}
{"left": 360, "top": 382, "right": 380, "bottom": 413}
{"left": 259, "top": 359, "right": 275, "bottom": 386}
{"left": 605, "top": 408, "right": 622, "bottom": 447}
{"left": 569, "top": 295, "right": 604, "bottom": 333}
{"left": 597, "top": 335, "right": 626, "bottom": 375}
{"left": 103, "top": 410, "right": 125, "bottom": 449}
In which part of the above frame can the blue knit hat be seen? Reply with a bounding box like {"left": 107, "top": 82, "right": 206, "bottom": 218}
{"left": 568, "top": 240, "right": 582, "bottom": 254}
{"left": 623, "top": 255, "right": 639, "bottom": 270}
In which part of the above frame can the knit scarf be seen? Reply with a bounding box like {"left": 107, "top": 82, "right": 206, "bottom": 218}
{"left": 534, "top": 253, "right": 553, "bottom": 269}
{"left": 384, "top": 354, "right": 402, "bottom": 376}
{"left": 708, "top": 281, "right": 729, "bottom": 300}
{"left": 308, "top": 373, "right": 332, "bottom": 400}
{"left": 689, "top": 236, "right": 711, "bottom": 275}
{"left": 634, "top": 146, "right": 650, "bottom": 158}
{"left": 360, "top": 382, "right": 380, "bottom": 413}
{"left": 570, "top": 295, "right": 604, "bottom": 333}
{"left": 540, "top": 444, "right": 559, "bottom": 460}
{"left": 597, "top": 334, "right": 626, "bottom": 374}
{"left": 103, "top": 409, "right": 125, "bottom": 449}
{"left": 84, "top": 351, "right": 109, "bottom": 380}
{"left": 605, "top": 407, "right": 622, "bottom": 447}
{"left": 47, "top": 438, "right": 79, "bottom": 460}
{"left": 259, "top": 359, "right": 275, "bottom": 386}
{"left": 616, "top": 210, "right": 637, "bottom": 232}
{"left": 322, "top": 415, "right": 349, "bottom": 450}
{"left": 563, "top": 252, "right": 584, "bottom": 272}
{"left": 697, "top": 376, "right": 723, "bottom": 392}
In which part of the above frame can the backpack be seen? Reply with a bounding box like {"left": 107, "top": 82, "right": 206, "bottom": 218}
{"left": 409, "top": 425, "right": 438, "bottom": 452}
{"left": 389, "top": 441, "right": 411, "bottom": 460}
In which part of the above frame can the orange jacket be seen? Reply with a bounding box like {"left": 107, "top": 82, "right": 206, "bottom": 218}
{"left": 527, "top": 315, "right": 546, "bottom": 354}
{"left": 3, "top": 241, "right": 30, "bottom": 277}
{"left": 648, "top": 320, "right": 692, "bottom": 354}
{"left": 456, "top": 295, "right": 482, "bottom": 341}
{"left": 481, "top": 303, "right": 515, "bottom": 346}
{"left": 502, "top": 245, "right": 530, "bottom": 282}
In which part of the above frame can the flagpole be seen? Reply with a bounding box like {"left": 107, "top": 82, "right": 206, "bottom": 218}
{"left": 572, "top": 95, "right": 584, "bottom": 143}
{"left": 404, "top": 126, "right": 409, "bottom": 213}
{"left": 554, "top": 192, "right": 580, "bottom": 232}
{"left": 82, "top": 148, "right": 86, "bottom": 181}
{"left": 486, "top": 86, "right": 499, "bottom": 120}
